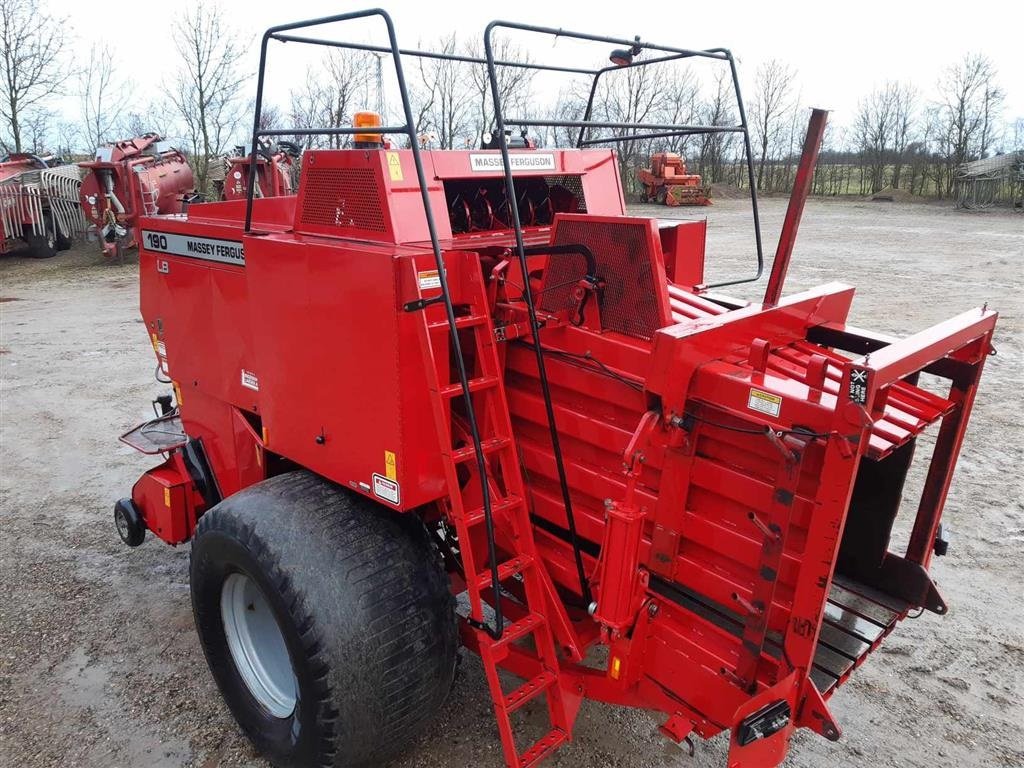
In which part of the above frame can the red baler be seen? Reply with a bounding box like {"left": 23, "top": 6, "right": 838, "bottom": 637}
{"left": 115, "top": 11, "right": 997, "bottom": 768}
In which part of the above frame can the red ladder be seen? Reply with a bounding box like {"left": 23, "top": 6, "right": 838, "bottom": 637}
{"left": 411, "top": 259, "right": 570, "bottom": 767}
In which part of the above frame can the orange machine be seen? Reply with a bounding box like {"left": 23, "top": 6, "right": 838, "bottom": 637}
{"left": 638, "top": 152, "right": 711, "bottom": 206}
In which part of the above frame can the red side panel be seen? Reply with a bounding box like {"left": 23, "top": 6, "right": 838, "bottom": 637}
{"left": 243, "top": 233, "right": 444, "bottom": 510}
{"left": 130, "top": 454, "right": 200, "bottom": 545}
{"left": 659, "top": 220, "right": 706, "bottom": 288}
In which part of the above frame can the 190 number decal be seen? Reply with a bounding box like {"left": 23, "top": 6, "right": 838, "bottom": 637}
{"left": 145, "top": 232, "right": 168, "bottom": 250}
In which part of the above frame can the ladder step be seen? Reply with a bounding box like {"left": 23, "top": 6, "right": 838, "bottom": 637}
{"left": 428, "top": 314, "right": 489, "bottom": 331}
{"left": 461, "top": 494, "right": 524, "bottom": 526}
{"left": 476, "top": 555, "right": 534, "bottom": 592}
{"left": 451, "top": 436, "right": 510, "bottom": 464}
{"left": 502, "top": 670, "right": 557, "bottom": 714}
{"left": 440, "top": 375, "right": 499, "bottom": 399}
{"left": 518, "top": 728, "right": 568, "bottom": 768}
{"left": 481, "top": 611, "right": 545, "bottom": 650}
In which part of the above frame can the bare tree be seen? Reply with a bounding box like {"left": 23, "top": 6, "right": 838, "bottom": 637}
{"left": 78, "top": 43, "right": 131, "bottom": 152}
{"left": 853, "top": 81, "right": 915, "bottom": 193}
{"left": 935, "top": 53, "right": 1003, "bottom": 193}
{"left": 170, "top": 5, "right": 248, "bottom": 194}
{"left": 464, "top": 37, "right": 535, "bottom": 139}
{"left": 596, "top": 64, "right": 667, "bottom": 192}
{"left": 889, "top": 84, "right": 916, "bottom": 189}
{"left": 548, "top": 84, "right": 589, "bottom": 148}
{"left": 750, "top": 59, "right": 795, "bottom": 190}
{"left": 697, "top": 70, "right": 736, "bottom": 184}
{"left": 288, "top": 50, "right": 371, "bottom": 149}
{"left": 258, "top": 104, "right": 283, "bottom": 132}
{"left": 19, "top": 105, "right": 50, "bottom": 153}
{"left": 417, "top": 35, "right": 472, "bottom": 149}
{"left": 658, "top": 67, "right": 701, "bottom": 157}
{"left": 854, "top": 85, "right": 895, "bottom": 193}
{"left": 0, "top": 0, "right": 65, "bottom": 152}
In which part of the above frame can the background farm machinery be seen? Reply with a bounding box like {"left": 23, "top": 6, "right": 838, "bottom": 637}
{"left": 637, "top": 152, "right": 712, "bottom": 205}
{"left": 217, "top": 140, "right": 300, "bottom": 201}
{"left": 79, "top": 134, "right": 195, "bottom": 258}
{"left": 0, "top": 153, "right": 85, "bottom": 258}
{"left": 114, "top": 10, "right": 996, "bottom": 768}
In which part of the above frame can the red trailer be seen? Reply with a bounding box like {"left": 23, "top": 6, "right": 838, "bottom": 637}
{"left": 1, "top": 154, "right": 83, "bottom": 257}
{"left": 115, "top": 12, "right": 997, "bottom": 768}
{"left": 79, "top": 134, "right": 195, "bottom": 258}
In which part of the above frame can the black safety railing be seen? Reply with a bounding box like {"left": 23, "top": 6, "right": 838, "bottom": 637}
{"left": 483, "top": 24, "right": 763, "bottom": 289}
{"left": 242, "top": 8, "right": 767, "bottom": 638}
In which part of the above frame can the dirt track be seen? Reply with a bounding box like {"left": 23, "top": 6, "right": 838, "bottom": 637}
{"left": 1, "top": 198, "right": 1022, "bottom": 768}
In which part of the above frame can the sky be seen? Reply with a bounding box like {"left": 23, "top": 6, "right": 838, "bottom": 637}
{"left": 44, "top": 0, "right": 1024, "bottom": 147}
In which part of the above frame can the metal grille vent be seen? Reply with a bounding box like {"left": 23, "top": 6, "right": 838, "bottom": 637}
{"left": 299, "top": 167, "right": 386, "bottom": 232}
{"left": 540, "top": 218, "right": 666, "bottom": 341}
{"left": 543, "top": 175, "right": 587, "bottom": 212}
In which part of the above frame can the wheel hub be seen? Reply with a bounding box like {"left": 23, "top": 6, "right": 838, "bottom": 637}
{"left": 220, "top": 572, "right": 297, "bottom": 718}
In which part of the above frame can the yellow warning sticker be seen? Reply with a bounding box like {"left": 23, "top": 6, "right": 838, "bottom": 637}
{"left": 163, "top": 487, "right": 171, "bottom": 507}
{"left": 384, "top": 450, "right": 397, "bottom": 480}
{"left": 386, "top": 152, "right": 403, "bottom": 181}
{"left": 747, "top": 389, "right": 782, "bottom": 418}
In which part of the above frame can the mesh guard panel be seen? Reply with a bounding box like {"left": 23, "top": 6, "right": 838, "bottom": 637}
{"left": 299, "top": 167, "right": 386, "bottom": 232}
{"left": 540, "top": 216, "right": 670, "bottom": 341}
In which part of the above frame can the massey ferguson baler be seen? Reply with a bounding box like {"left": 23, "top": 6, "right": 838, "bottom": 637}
{"left": 115, "top": 12, "right": 997, "bottom": 768}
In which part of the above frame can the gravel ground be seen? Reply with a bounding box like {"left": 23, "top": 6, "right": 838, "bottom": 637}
{"left": 1, "top": 198, "right": 1022, "bottom": 768}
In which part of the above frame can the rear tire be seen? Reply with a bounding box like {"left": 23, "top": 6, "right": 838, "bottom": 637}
{"left": 54, "top": 217, "right": 72, "bottom": 251}
{"left": 27, "top": 226, "right": 57, "bottom": 258}
{"left": 189, "top": 471, "right": 457, "bottom": 768}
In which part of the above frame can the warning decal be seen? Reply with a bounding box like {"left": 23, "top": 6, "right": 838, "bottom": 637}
{"left": 241, "top": 369, "right": 259, "bottom": 391}
{"left": 384, "top": 450, "right": 397, "bottom": 480}
{"left": 417, "top": 269, "right": 441, "bottom": 290}
{"left": 372, "top": 473, "right": 400, "bottom": 505}
{"left": 747, "top": 389, "right": 782, "bottom": 418}
{"left": 386, "top": 152, "right": 403, "bottom": 181}
{"left": 849, "top": 368, "right": 869, "bottom": 404}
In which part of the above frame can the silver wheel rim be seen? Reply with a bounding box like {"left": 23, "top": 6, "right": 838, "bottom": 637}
{"left": 220, "top": 572, "right": 297, "bottom": 718}
{"left": 115, "top": 509, "right": 130, "bottom": 540}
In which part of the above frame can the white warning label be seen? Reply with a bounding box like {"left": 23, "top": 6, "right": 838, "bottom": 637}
{"left": 372, "top": 473, "right": 401, "bottom": 505}
{"left": 240, "top": 369, "right": 259, "bottom": 391}
{"left": 747, "top": 389, "right": 782, "bottom": 418}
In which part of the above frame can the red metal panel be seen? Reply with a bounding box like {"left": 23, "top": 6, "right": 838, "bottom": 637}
{"left": 130, "top": 454, "right": 198, "bottom": 545}
{"left": 244, "top": 233, "right": 445, "bottom": 510}
{"left": 659, "top": 220, "right": 706, "bottom": 287}
{"left": 540, "top": 214, "right": 673, "bottom": 341}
